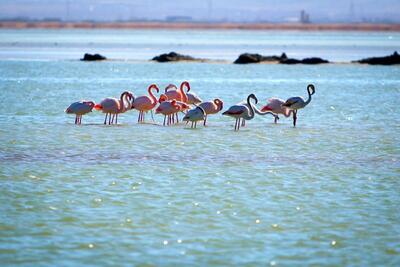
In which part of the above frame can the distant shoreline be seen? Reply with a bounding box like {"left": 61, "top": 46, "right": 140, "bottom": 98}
{"left": 1, "top": 21, "right": 400, "bottom": 31}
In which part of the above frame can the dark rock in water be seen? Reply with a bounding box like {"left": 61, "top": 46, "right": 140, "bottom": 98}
{"left": 355, "top": 51, "right": 400, "bottom": 65}
{"left": 152, "top": 52, "right": 196, "bottom": 62}
{"left": 301, "top": 57, "right": 329, "bottom": 64}
{"left": 280, "top": 57, "right": 329, "bottom": 64}
{"left": 280, "top": 58, "right": 302, "bottom": 64}
{"left": 234, "top": 53, "right": 287, "bottom": 64}
{"left": 81, "top": 53, "right": 106, "bottom": 61}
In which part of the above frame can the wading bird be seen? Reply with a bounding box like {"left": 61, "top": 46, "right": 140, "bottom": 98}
{"left": 95, "top": 92, "right": 133, "bottom": 125}
{"left": 132, "top": 84, "right": 159, "bottom": 123}
{"left": 199, "top": 98, "right": 224, "bottom": 126}
{"left": 65, "top": 100, "right": 96, "bottom": 124}
{"left": 282, "top": 84, "right": 315, "bottom": 127}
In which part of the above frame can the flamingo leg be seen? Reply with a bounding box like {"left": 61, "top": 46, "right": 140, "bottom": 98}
{"left": 78, "top": 115, "right": 82, "bottom": 124}
{"left": 204, "top": 115, "right": 208, "bottom": 126}
{"left": 176, "top": 113, "right": 179, "bottom": 123}
{"left": 103, "top": 113, "right": 108, "bottom": 125}
{"left": 242, "top": 119, "right": 245, "bottom": 127}
{"left": 195, "top": 121, "right": 197, "bottom": 128}
{"left": 138, "top": 111, "right": 141, "bottom": 123}
{"left": 238, "top": 118, "right": 241, "bottom": 131}
{"left": 163, "top": 115, "right": 166, "bottom": 126}
{"left": 172, "top": 113, "right": 175, "bottom": 124}
{"left": 74, "top": 116, "right": 77, "bottom": 124}
{"left": 142, "top": 112, "right": 145, "bottom": 123}
{"left": 274, "top": 116, "right": 278, "bottom": 124}
{"left": 111, "top": 114, "right": 115, "bottom": 124}
{"left": 115, "top": 114, "right": 118, "bottom": 124}
{"left": 293, "top": 110, "right": 297, "bottom": 127}
{"left": 234, "top": 118, "right": 238, "bottom": 131}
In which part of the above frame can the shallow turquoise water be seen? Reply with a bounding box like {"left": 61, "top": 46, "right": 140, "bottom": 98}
{"left": 1, "top": 30, "right": 400, "bottom": 266}
{"left": 0, "top": 29, "right": 399, "bottom": 61}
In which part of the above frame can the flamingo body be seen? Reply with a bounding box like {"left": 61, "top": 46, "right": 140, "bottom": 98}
{"left": 183, "top": 106, "right": 206, "bottom": 128}
{"left": 65, "top": 100, "right": 95, "bottom": 124}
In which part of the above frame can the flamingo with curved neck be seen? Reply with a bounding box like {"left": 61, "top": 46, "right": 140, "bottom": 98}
{"left": 131, "top": 84, "right": 159, "bottom": 123}
{"left": 199, "top": 98, "right": 224, "bottom": 126}
{"left": 222, "top": 94, "right": 258, "bottom": 131}
{"left": 95, "top": 91, "right": 134, "bottom": 125}
{"left": 282, "top": 84, "right": 315, "bottom": 127}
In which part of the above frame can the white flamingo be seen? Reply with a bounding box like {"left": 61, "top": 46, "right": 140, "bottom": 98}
{"left": 65, "top": 100, "right": 96, "bottom": 124}
{"left": 182, "top": 106, "right": 206, "bottom": 128}
{"left": 282, "top": 84, "right": 315, "bottom": 127}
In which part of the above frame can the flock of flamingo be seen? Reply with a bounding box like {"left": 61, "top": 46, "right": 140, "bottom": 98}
{"left": 65, "top": 81, "right": 315, "bottom": 131}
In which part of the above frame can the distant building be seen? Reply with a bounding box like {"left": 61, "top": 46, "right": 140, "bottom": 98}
{"left": 165, "top": 16, "right": 192, "bottom": 22}
{"left": 300, "top": 10, "right": 310, "bottom": 23}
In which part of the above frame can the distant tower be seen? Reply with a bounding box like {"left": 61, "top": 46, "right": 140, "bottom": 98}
{"left": 65, "top": 0, "right": 70, "bottom": 21}
{"left": 300, "top": 10, "right": 310, "bottom": 24}
{"left": 208, "top": 0, "right": 213, "bottom": 21}
{"left": 349, "top": 1, "right": 356, "bottom": 22}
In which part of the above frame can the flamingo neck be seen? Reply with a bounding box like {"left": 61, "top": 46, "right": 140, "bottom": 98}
{"left": 179, "top": 83, "right": 188, "bottom": 103}
{"left": 244, "top": 95, "right": 256, "bottom": 120}
{"left": 148, "top": 85, "right": 158, "bottom": 105}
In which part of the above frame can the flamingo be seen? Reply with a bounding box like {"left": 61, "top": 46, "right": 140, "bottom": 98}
{"left": 187, "top": 92, "right": 202, "bottom": 105}
{"left": 132, "top": 84, "right": 159, "bottom": 123}
{"left": 198, "top": 98, "right": 224, "bottom": 126}
{"left": 223, "top": 94, "right": 277, "bottom": 131}
{"left": 65, "top": 100, "right": 96, "bottom": 124}
{"left": 261, "top": 98, "right": 292, "bottom": 123}
{"left": 164, "top": 82, "right": 189, "bottom": 103}
{"left": 282, "top": 84, "right": 315, "bottom": 127}
{"left": 155, "top": 99, "right": 180, "bottom": 126}
{"left": 94, "top": 91, "right": 133, "bottom": 125}
{"left": 222, "top": 94, "right": 257, "bottom": 131}
{"left": 182, "top": 106, "right": 206, "bottom": 128}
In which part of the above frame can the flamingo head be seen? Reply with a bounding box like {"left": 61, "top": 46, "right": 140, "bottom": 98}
{"left": 149, "top": 84, "right": 160, "bottom": 93}
{"left": 214, "top": 98, "right": 223, "bottom": 111}
{"left": 180, "top": 81, "right": 191, "bottom": 92}
{"left": 307, "top": 84, "right": 315, "bottom": 96}
{"left": 179, "top": 103, "right": 190, "bottom": 111}
{"left": 159, "top": 94, "right": 168, "bottom": 103}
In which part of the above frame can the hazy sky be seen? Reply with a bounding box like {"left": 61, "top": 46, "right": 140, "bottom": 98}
{"left": 0, "top": 0, "right": 399, "bottom": 23}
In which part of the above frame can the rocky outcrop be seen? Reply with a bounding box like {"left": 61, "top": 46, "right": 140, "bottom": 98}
{"left": 355, "top": 51, "right": 400, "bottom": 65}
{"left": 81, "top": 53, "right": 106, "bottom": 61}
{"left": 280, "top": 57, "right": 329, "bottom": 64}
{"left": 152, "top": 52, "right": 198, "bottom": 62}
{"left": 234, "top": 53, "right": 287, "bottom": 64}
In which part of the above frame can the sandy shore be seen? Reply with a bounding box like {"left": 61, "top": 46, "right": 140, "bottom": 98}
{"left": 1, "top": 21, "right": 400, "bottom": 31}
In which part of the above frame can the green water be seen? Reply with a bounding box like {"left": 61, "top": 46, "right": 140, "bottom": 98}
{"left": 0, "top": 30, "right": 400, "bottom": 266}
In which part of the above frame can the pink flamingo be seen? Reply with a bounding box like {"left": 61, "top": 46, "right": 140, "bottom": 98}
{"left": 132, "top": 84, "right": 159, "bottom": 123}
{"left": 199, "top": 98, "right": 224, "bottom": 126}
{"left": 261, "top": 98, "right": 291, "bottom": 123}
{"left": 95, "top": 91, "right": 134, "bottom": 125}
{"left": 164, "top": 82, "right": 189, "bottom": 103}
{"left": 155, "top": 99, "right": 180, "bottom": 126}
{"left": 65, "top": 100, "right": 96, "bottom": 124}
